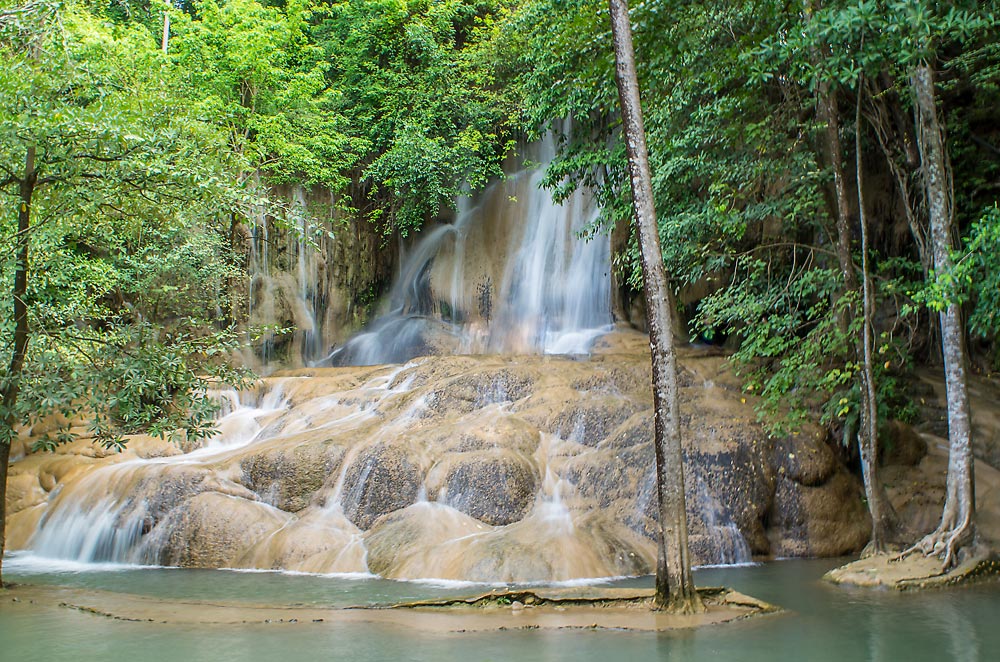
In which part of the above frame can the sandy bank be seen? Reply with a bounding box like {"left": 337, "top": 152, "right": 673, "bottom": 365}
{"left": 1, "top": 583, "right": 778, "bottom": 632}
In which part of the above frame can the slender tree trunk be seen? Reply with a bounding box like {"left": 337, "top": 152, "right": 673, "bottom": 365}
{"left": 855, "top": 81, "right": 899, "bottom": 552}
{"left": 903, "top": 63, "right": 975, "bottom": 569}
{"left": 1, "top": 146, "right": 36, "bottom": 588}
{"left": 608, "top": 0, "right": 702, "bottom": 614}
{"left": 819, "top": 84, "right": 859, "bottom": 296}
{"left": 162, "top": 5, "right": 170, "bottom": 54}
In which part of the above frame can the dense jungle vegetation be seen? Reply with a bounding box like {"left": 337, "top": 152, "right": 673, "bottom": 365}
{"left": 1, "top": 0, "right": 999, "bottom": 567}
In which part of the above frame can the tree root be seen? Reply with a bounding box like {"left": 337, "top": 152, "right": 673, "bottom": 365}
{"left": 893, "top": 512, "right": 973, "bottom": 572}
{"left": 860, "top": 539, "right": 901, "bottom": 560}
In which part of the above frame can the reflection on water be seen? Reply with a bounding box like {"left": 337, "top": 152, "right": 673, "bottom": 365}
{"left": 2, "top": 557, "right": 998, "bottom": 662}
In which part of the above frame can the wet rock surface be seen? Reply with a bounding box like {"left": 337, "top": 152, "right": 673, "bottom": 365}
{"left": 240, "top": 439, "right": 347, "bottom": 512}
{"left": 8, "top": 331, "right": 885, "bottom": 579}
{"left": 430, "top": 449, "right": 538, "bottom": 525}
{"left": 143, "top": 492, "right": 290, "bottom": 567}
{"left": 340, "top": 443, "right": 422, "bottom": 530}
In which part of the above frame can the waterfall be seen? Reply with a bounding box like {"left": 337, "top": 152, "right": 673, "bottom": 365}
{"left": 14, "top": 139, "right": 762, "bottom": 581}
{"left": 246, "top": 183, "right": 333, "bottom": 371}
{"left": 486, "top": 145, "right": 612, "bottom": 355}
{"left": 695, "top": 479, "right": 753, "bottom": 566}
{"left": 329, "top": 134, "right": 613, "bottom": 366}
{"left": 247, "top": 173, "right": 275, "bottom": 367}
{"left": 291, "top": 187, "right": 325, "bottom": 364}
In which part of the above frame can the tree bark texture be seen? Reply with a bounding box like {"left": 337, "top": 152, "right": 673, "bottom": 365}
{"left": 162, "top": 4, "right": 170, "bottom": 54}
{"left": 906, "top": 64, "right": 975, "bottom": 568}
{"left": 607, "top": 0, "right": 702, "bottom": 613}
{"left": 856, "top": 82, "right": 899, "bottom": 552}
{"left": 818, "top": 84, "right": 860, "bottom": 295}
{"left": 0, "top": 146, "right": 36, "bottom": 587}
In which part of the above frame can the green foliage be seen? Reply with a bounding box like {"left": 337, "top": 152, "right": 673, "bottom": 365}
{"left": 0, "top": 0, "right": 257, "bottom": 448}
{"left": 496, "top": 0, "right": 1000, "bottom": 438}
{"left": 169, "top": 0, "right": 364, "bottom": 191}
{"left": 952, "top": 205, "right": 1000, "bottom": 368}
{"left": 1, "top": 0, "right": 997, "bottom": 453}
{"left": 965, "top": 206, "right": 1000, "bottom": 340}
{"left": 695, "top": 258, "right": 849, "bottom": 433}
{"left": 22, "top": 323, "right": 253, "bottom": 451}
{"left": 751, "top": 0, "right": 993, "bottom": 91}
{"left": 317, "top": 0, "right": 516, "bottom": 235}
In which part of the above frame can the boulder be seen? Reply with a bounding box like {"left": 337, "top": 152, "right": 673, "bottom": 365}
{"left": 771, "top": 426, "right": 837, "bottom": 486}
{"left": 882, "top": 420, "right": 928, "bottom": 467}
{"left": 239, "top": 439, "right": 346, "bottom": 512}
{"left": 544, "top": 394, "right": 641, "bottom": 446}
{"left": 339, "top": 442, "right": 421, "bottom": 529}
{"left": 767, "top": 469, "right": 871, "bottom": 557}
{"left": 142, "top": 492, "right": 290, "bottom": 567}
{"left": 423, "top": 368, "right": 534, "bottom": 416}
{"left": 428, "top": 449, "right": 538, "bottom": 525}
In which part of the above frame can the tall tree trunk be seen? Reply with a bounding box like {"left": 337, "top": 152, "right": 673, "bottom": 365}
{"left": 1, "top": 146, "right": 36, "bottom": 588}
{"left": 607, "top": 0, "right": 702, "bottom": 614}
{"left": 904, "top": 63, "right": 975, "bottom": 569}
{"left": 819, "top": 84, "right": 859, "bottom": 296}
{"left": 817, "top": 79, "right": 898, "bottom": 550}
{"left": 855, "top": 81, "right": 899, "bottom": 552}
{"left": 162, "top": 3, "right": 170, "bottom": 54}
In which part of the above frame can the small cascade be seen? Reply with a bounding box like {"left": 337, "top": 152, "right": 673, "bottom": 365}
{"left": 290, "top": 187, "right": 326, "bottom": 364}
{"left": 247, "top": 177, "right": 276, "bottom": 367}
{"left": 326, "top": 220, "right": 471, "bottom": 366}
{"left": 184, "top": 382, "right": 291, "bottom": 459}
{"left": 245, "top": 183, "right": 341, "bottom": 371}
{"left": 633, "top": 469, "right": 753, "bottom": 567}
{"left": 695, "top": 480, "right": 753, "bottom": 566}
{"left": 26, "top": 381, "right": 293, "bottom": 564}
{"left": 28, "top": 465, "right": 150, "bottom": 564}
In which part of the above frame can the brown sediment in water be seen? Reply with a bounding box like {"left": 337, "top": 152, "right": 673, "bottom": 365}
{"left": 1, "top": 584, "right": 779, "bottom": 632}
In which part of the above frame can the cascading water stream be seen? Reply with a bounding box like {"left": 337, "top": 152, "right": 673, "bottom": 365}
{"left": 291, "top": 186, "right": 325, "bottom": 364}
{"left": 486, "top": 142, "right": 613, "bottom": 356}
{"left": 328, "top": 133, "right": 613, "bottom": 366}
{"left": 696, "top": 480, "right": 753, "bottom": 566}
{"left": 26, "top": 383, "right": 295, "bottom": 565}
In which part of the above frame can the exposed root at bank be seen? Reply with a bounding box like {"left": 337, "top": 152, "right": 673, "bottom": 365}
{"left": 895, "top": 511, "right": 974, "bottom": 572}
{"left": 824, "top": 551, "right": 1000, "bottom": 590}
{"left": 375, "top": 585, "right": 747, "bottom": 612}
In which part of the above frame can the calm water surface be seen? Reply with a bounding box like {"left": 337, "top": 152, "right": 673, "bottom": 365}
{"left": 2, "top": 554, "right": 998, "bottom": 661}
